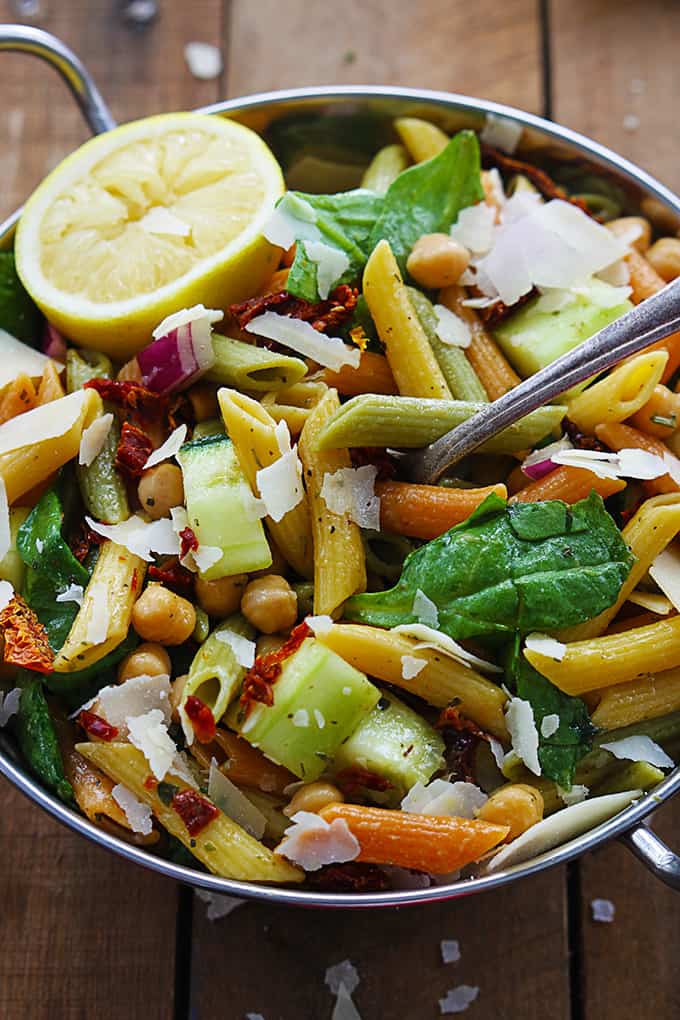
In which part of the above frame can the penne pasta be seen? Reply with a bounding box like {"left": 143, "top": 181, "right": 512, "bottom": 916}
{"left": 207, "top": 333, "right": 307, "bottom": 393}
{"left": 566, "top": 351, "right": 668, "bottom": 433}
{"left": 320, "top": 351, "right": 398, "bottom": 397}
{"left": 298, "top": 388, "right": 366, "bottom": 615}
{"left": 35, "top": 360, "right": 65, "bottom": 405}
{"left": 591, "top": 666, "right": 680, "bottom": 730}
{"left": 408, "top": 287, "right": 488, "bottom": 402}
{"left": 180, "top": 616, "right": 253, "bottom": 729}
{"left": 439, "top": 285, "right": 521, "bottom": 399}
{"left": 0, "top": 373, "right": 37, "bottom": 424}
{"left": 361, "top": 143, "right": 410, "bottom": 192}
{"left": 394, "top": 117, "right": 449, "bottom": 162}
{"left": 363, "top": 239, "right": 452, "bottom": 400}
{"left": 376, "top": 481, "right": 507, "bottom": 539}
{"left": 260, "top": 380, "right": 328, "bottom": 434}
{"left": 509, "top": 466, "right": 626, "bottom": 505}
{"left": 77, "top": 741, "right": 303, "bottom": 883}
{"left": 630, "top": 384, "right": 680, "bottom": 438}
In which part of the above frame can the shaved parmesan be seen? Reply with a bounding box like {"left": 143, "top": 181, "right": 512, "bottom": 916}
{"left": 85, "top": 514, "right": 180, "bottom": 561}
{"left": 153, "top": 304, "right": 223, "bottom": 341}
{"left": 0, "top": 580, "right": 13, "bottom": 613}
{"left": 541, "top": 713, "right": 560, "bottom": 738}
{"left": 392, "top": 622, "right": 502, "bottom": 674}
{"left": 0, "top": 476, "right": 9, "bottom": 563}
{"left": 591, "top": 898, "right": 616, "bottom": 922}
{"left": 320, "top": 465, "right": 380, "bottom": 530}
{"left": 552, "top": 446, "right": 668, "bottom": 481}
{"left": 440, "top": 939, "right": 461, "bottom": 964}
{"left": 263, "top": 193, "right": 320, "bottom": 250}
{"left": 94, "top": 673, "right": 172, "bottom": 730}
{"left": 306, "top": 614, "right": 334, "bottom": 637}
{"left": 143, "top": 424, "right": 187, "bottom": 469}
{"left": 215, "top": 628, "right": 256, "bottom": 668}
{"left": 193, "top": 544, "right": 223, "bottom": 572}
{"left": 0, "top": 687, "right": 21, "bottom": 727}
{"left": 401, "top": 655, "right": 427, "bottom": 680}
{"left": 245, "top": 312, "right": 360, "bottom": 371}
{"left": 0, "top": 328, "right": 61, "bottom": 389}
{"left": 195, "top": 889, "right": 245, "bottom": 921}
{"left": 256, "top": 433, "right": 304, "bottom": 523}
{"left": 127, "top": 708, "right": 177, "bottom": 780}
{"left": 305, "top": 240, "right": 350, "bottom": 299}
{"left": 449, "top": 202, "right": 496, "bottom": 254}
{"left": 521, "top": 436, "right": 573, "bottom": 479}
{"left": 85, "top": 581, "right": 109, "bottom": 645}
{"left": 140, "top": 206, "right": 191, "bottom": 237}
{"left": 56, "top": 583, "right": 84, "bottom": 607}
{"left": 489, "top": 736, "right": 507, "bottom": 770}
{"left": 208, "top": 759, "right": 267, "bottom": 838}
{"left": 505, "top": 697, "right": 541, "bottom": 775}
{"left": 433, "top": 305, "right": 472, "bottom": 348}
{"left": 627, "top": 590, "right": 672, "bottom": 614}
{"left": 480, "top": 112, "right": 523, "bottom": 153}
{"left": 525, "top": 633, "right": 566, "bottom": 661}
{"left": 276, "top": 810, "right": 360, "bottom": 870}
{"left": 558, "top": 784, "right": 589, "bottom": 806}
{"left": 600, "top": 735, "right": 674, "bottom": 769}
{"left": 439, "top": 985, "right": 479, "bottom": 1014}
{"left": 184, "top": 41, "right": 223, "bottom": 80}
{"left": 325, "top": 959, "right": 360, "bottom": 996}
{"left": 78, "top": 413, "right": 114, "bottom": 467}
{"left": 402, "top": 779, "right": 487, "bottom": 819}
{"left": 412, "top": 590, "right": 439, "bottom": 628}
{"left": 649, "top": 543, "right": 680, "bottom": 611}
{"left": 486, "top": 789, "right": 641, "bottom": 871}
{"left": 112, "top": 783, "right": 153, "bottom": 835}
{"left": 292, "top": 709, "right": 309, "bottom": 728}
{"left": 332, "top": 983, "right": 363, "bottom": 1020}
{"left": 168, "top": 750, "right": 200, "bottom": 789}
{"left": 0, "top": 389, "right": 89, "bottom": 457}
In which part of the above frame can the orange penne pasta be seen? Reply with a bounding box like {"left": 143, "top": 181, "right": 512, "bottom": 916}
{"left": 318, "top": 802, "right": 509, "bottom": 874}
{"left": 35, "top": 360, "right": 66, "bottom": 405}
{"left": 376, "top": 481, "right": 507, "bottom": 539}
{"left": 439, "top": 285, "right": 519, "bottom": 399}
{"left": 321, "top": 351, "right": 397, "bottom": 397}
{"left": 509, "top": 465, "right": 625, "bottom": 504}
{"left": 0, "top": 373, "right": 37, "bottom": 424}
{"left": 630, "top": 384, "right": 680, "bottom": 438}
{"left": 595, "top": 422, "right": 679, "bottom": 495}
{"left": 190, "top": 728, "right": 294, "bottom": 796}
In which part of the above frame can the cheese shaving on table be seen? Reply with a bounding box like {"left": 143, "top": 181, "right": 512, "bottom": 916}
{"left": 439, "top": 985, "right": 480, "bottom": 1015}
{"left": 325, "top": 959, "right": 360, "bottom": 996}
{"left": 505, "top": 696, "right": 541, "bottom": 775}
{"left": 600, "top": 735, "right": 674, "bottom": 769}
{"left": 449, "top": 202, "right": 496, "bottom": 255}
{"left": 255, "top": 420, "right": 304, "bottom": 522}
{"left": 0, "top": 476, "right": 9, "bottom": 563}
{"left": 245, "top": 311, "right": 361, "bottom": 372}
{"left": 85, "top": 581, "right": 109, "bottom": 645}
{"left": 320, "top": 465, "right": 380, "bottom": 530}
{"left": 139, "top": 207, "right": 191, "bottom": 237}
{"left": 412, "top": 590, "right": 439, "bottom": 628}
{"left": 183, "top": 41, "right": 223, "bottom": 80}
{"left": 540, "top": 713, "right": 560, "bottom": 738}
{"left": 433, "top": 305, "right": 472, "bottom": 348}
{"left": 402, "top": 779, "right": 487, "bottom": 819}
{"left": 401, "top": 655, "right": 427, "bottom": 680}
{"left": 306, "top": 614, "right": 334, "bottom": 637}
{"left": 89, "top": 673, "right": 172, "bottom": 729}
{"left": 152, "top": 304, "right": 223, "bottom": 340}
{"left": 0, "top": 389, "right": 91, "bottom": 458}
{"left": 275, "top": 810, "right": 360, "bottom": 870}
{"left": 480, "top": 112, "right": 523, "bottom": 153}
{"left": 525, "top": 633, "right": 567, "bottom": 661}
{"left": 215, "top": 628, "right": 256, "bottom": 668}
{"left": 557, "top": 784, "right": 589, "bottom": 806}
{"left": 78, "top": 413, "right": 114, "bottom": 467}
{"left": 551, "top": 446, "right": 670, "bottom": 481}
{"left": 392, "top": 622, "right": 503, "bottom": 674}
{"left": 263, "top": 193, "right": 320, "bottom": 250}
{"left": 305, "top": 240, "right": 350, "bottom": 299}
{"left": 0, "top": 687, "right": 21, "bottom": 727}
{"left": 649, "top": 543, "right": 680, "bottom": 611}
{"left": 208, "top": 759, "right": 267, "bottom": 839}
{"left": 440, "top": 939, "right": 461, "bottom": 964}
{"left": 591, "top": 898, "right": 616, "bottom": 923}
{"left": 332, "top": 983, "right": 363, "bottom": 1020}
{"left": 0, "top": 580, "right": 14, "bottom": 614}
{"left": 126, "top": 708, "right": 177, "bottom": 780}
{"left": 143, "top": 424, "right": 187, "bottom": 469}
{"left": 56, "top": 584, "right": 84, "bottom": 607}
{"left": 112, "top": 783, "right": 153, "bottom": 835}
{"left": 195, "top": 889, "right": 245, "bottom": 921}
{"left": 86, "top": 514, "right": 179, "bottom": 561}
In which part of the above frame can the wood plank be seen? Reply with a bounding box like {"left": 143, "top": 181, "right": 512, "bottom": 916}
{"left": 226, "top": 0, "right": 542, "bottom": 113}
{"left": 0, "top": 0, "right": 224, "bottom": 220}
{"left": 191, "top": 869, "right": 570, "bottom": 1020}
{"left": 551, "top": 0, "right": 680, "bottom": 192}
{"left": 0, "top": 781, "right": 178, "bottom": 1020}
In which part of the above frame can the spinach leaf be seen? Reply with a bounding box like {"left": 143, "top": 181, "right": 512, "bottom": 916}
{"left": 15, "top": 671, "right": 72, "bottom": 802}
{"left": 367, "top": 129, "right": 484, "bottom": 272}
{"left": 0, "top": 252, "right": 42, "bottom": 346}
{"left": 507, "top": 639, "right": 594, "bottom": 788}
{"left": 17, "top": 489, "right": 90, "bottom": 652}
{"left": 344, "top": 492, "right": 634, "bottom": 641}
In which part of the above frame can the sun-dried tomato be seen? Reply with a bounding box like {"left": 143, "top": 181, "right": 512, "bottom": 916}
{"left": 307, "top": 862, "right": 390, "bottom": 893}
{"left": 436, "top": 703, "right": 488, "bottom": 740}
{"left": 148, "top": 560, "right": 195, "bottom": 593}
{"left": 436, "top": 704, "right": 489, "bottom": 784}
{"left": 350, "top": 447, "right": 398, "bottom": 481}
{"left": 179, "top": 527, "right": 199, "bottom": 560}
{"left": 171, "top": 788, "right": 219, "bottom": 836}
{"left": 562, "top": 417, "right": 606, "bottom": 453}
{"left": 144, "top": 775, "right": 158, "bottom": 791}
{"left": 115, "top": 422, "right": 154, "bottom": 479}
{"left": 78, "top": 710, "right": 119, "bottom": 742}
{"left": 334, "top": 766, "right": 393, "bottom": 797}
{"left": 481, "top": 144, "right": 591, "bottom": 214}
{"left": 240, "top": 621, "right": 311, "bottom": 714}
{"left": 84, "top": 378, "right": 167, "bottom": 418}
{"left": 69, "top": 522, "right": 105, "bottom": 563}
{"left": 476, "top": 287, "right": 538, "bottom": 328}
{"left": 184, "top": 695, "right": 216, "bottom": 744}
{"left": 0, "top": 595, "right": 54, "bottom": 674}
{"left": 230, "top": 285, "right": 358, "bottom": 335}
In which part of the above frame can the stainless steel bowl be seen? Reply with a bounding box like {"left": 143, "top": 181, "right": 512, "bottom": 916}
{"left": 1, "top": 24, "right": 679, "bottom": 907}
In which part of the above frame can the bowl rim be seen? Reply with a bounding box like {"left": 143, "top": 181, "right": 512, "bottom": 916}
{"left": 2, "top": 83, "right": 680, "bottom": 908}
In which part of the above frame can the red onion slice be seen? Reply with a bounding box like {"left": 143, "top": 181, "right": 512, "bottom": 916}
{"left": 138, "top": 305, "right": 221, "bottom": 395}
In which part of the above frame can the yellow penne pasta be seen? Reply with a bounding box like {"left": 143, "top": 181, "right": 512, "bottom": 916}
{"left": 298, "top": 389, "right": 366, "bottom": 616}
{"left": 559, "top": 493, "right": 680, "bottom": 642}
{"left": 566, "top": 350, "right": 668, "bottom": 433}
{"left": 363, "top": 239, "right": 452, "bottom": 400}
{"left": 261, "top": 380, "right": 327, "bottom": 435}
{"left": 218, "top": 387, "right": 313, "bottom": 578}
{"left": 394, "top": 117, "right": 448, "bottom": 161}
{"left": 77, "top": 742, "right": 303, "bottom": 883}
{"left": 591, "top": 666, "right": 680, "bottom": 730}
{"left": 525, "top": 616, "right": 680, "bottom": 695}
{"left": 316, "top": 622, "right": 509, "bottom": 740}
{"left": 54, "top": 540, "right": 146, "bottom": 672}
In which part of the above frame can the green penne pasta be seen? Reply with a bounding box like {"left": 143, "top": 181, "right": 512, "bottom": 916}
{"left": 180, "top": 615, "right": 254, "bottom": 729}
{"left": 207, "top": 334, "right": 307, "bottom": 393}
{"left": 361, "top": 143, "right": 410, "bottom": 193}
{"left": 315, "top": 394, "right": 566, "bottom": 452}
{"left": 408, "top": 287, "right": 488, "bottom": 403}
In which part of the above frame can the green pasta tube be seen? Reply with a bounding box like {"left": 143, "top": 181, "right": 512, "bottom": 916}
{"left": 592, "top": 760, "right": 665, "bottom": 796}
{"left": 181, "top": 615, "right": 255, "bottom": 728}
{"left": 66, "top": 348, "right": 113, "bottom": 390}
{"left": 361, "top": 144, "right": 410, "bottom": 194}
{"left": 408, "top": 287, "right": 488, "bottom": 402}
{"left": 316, "top": 394, "right": 566, "bottom": 453}
{"left": 207, "top": 334, "right": 307, "bottom": 393}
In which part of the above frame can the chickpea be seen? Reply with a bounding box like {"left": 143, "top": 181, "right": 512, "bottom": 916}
{"left": 284, "top": 780, "right": 344, "bottom": 817}
{"left": 169, "top": 674, "right": 188, "bottom": 722}
{"left": 477, "top": 783, "right": 544, "bottom": 842}
{"left": 195, "top": 573, "right": 248, "bottom": 617}
{"left": 406, "top": 233, "right": 470, "bottom": 289}
{"left": 256, "top": 634, "right": 286, "bottom": 658}
{"left": 240, "top": 575, "right": 297, "bottom": 634}
{"left": 607, "top": 216, "right": 652, "bottom": 253}
{"left": 137, "top": 464, "right": 184, "bottom": 520}
{"left": 117, "top": 642, "right": 171, "bottom": 683}
{"left": 132, "top": 584, "right": 196, "bottom": 645}
{"left": 646, "top": 237, "right": 680, "bottom": 282}
{"left": 188, "top": 382, "right": 219, "bottom": 422}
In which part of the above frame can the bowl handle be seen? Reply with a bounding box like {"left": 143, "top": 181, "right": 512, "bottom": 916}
{"left": 0, "top": 24, "right": 115, "bottom": 135}
{"left": 620, "top": 822, "right": 680, "bottom": 890}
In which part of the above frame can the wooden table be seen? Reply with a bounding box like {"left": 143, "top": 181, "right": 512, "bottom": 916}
{"left": 1, "top": 2, "right": 679, "bottom": 1017}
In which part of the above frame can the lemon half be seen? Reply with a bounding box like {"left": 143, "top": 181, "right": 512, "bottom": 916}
{"left": 15, "top": 112, "right": 284, "bottom": 359}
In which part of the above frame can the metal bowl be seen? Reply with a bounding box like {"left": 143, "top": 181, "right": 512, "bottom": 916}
{"left": 1, "top": 24, "right": 679, "bottom": 907}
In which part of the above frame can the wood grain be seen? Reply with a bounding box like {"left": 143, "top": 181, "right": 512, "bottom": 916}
{"left": 551, "top": 0, "right": 680, "bottom": 192}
